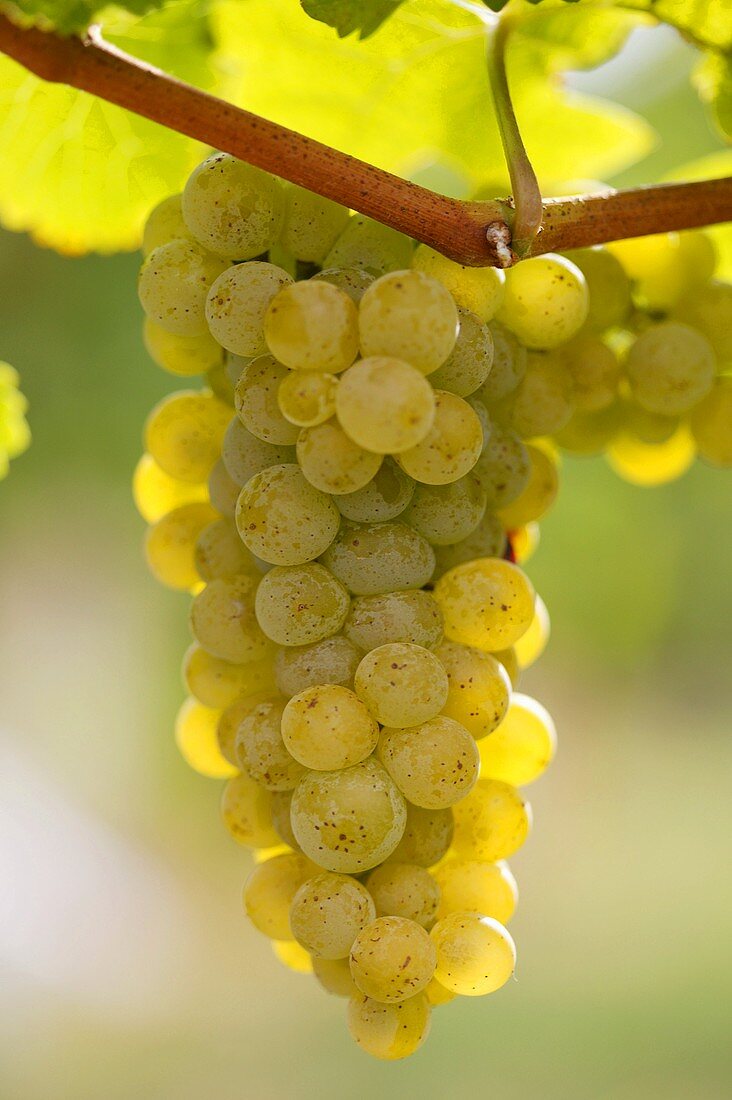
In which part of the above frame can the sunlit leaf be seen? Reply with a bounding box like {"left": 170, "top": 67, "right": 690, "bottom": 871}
{"left": 300, "top": 0, "right": 405, "bottom": 38}
{"left": 7, "top": 0, "right": 163, "bottom": 34}
{"left": 694, "top": 52, "right": 732, "bottom": 139}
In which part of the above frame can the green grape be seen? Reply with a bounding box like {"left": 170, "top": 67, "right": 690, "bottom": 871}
{"left": 560, "top": 334, "right": 620, "bottom": 412}
{"left": 270, "top": 789, "right": 300, "bottom": 850}
{"left": 217, "top": 690, "right": 277, "bottom": 765}
{"left": 378, "top": 717, "right": 479, "bottom": 809}
{"left": 235, "top": 463, "right": 340, "bottom": 566}
{"left": 434, "top": 859, "right": 517, "bottom": 925}
{"left": 320, "top": 521, "right": 435, "bottom": 596}
{"left": 432, "top": 511, "right": 508, "bottom": 579}
{"left": 606, "top": 424, "right": 695, "bottom": 486}
{"left": 366, "top": 864, "right": 440, "bottom": 929}
{"left": 313, "top": 956, "right": 359, "bottom": 997}
{"left": 626, "top": 322, "right": 716, "bottom": 415}
{"left": 297, "top": 419, "right": 383, "bottom": 494}
{"left": 412, "top": 244, "right": 505, "bottom": 321}
{"left": 496, "top": 253, "right": 588, "bottom": 349}
{"left": 562, "top": 246, "right": 631, "bottom": 332}
{"left": 182, "top": 644, "right": 276, "bottom": 710}
{"left": 207, "top": 460, "right": 240, "bottom": 518}
{"left": 290, "top": 758, "right": 407, "bottom": 873}
{"left": 510, "top": 351, "right": 575, "bottom": 438}
{"left": 466, "top": 394, "right": 491, "bottom": 446}
{"left": 190, "top": 574, "right": 270, "bottom": 663}
{"left": 674, "top": 281, "right": 732, "bottom": 363}
{"left": 254, "top": 563, "right": 350, "bottom": 646}
{"left": 479, "top": 692, "right": 556, "bottom": 786}
{"left": 497, "top": 443, "right": 559, "bottom": 529}
{"left": 424, "top": 977, "right": 456, "bottom": 1006}
{"left": 473, "top": 437, "right": 527, "bottom": 522}
{"left": 277, "top": 371, "right": 337, "bottom": 427}
{"left": 347, "top": 992, "right": 431, "bottom": 1060}
{"left": 174, "top": 697, "right": 237, "bottom": 779}
{"left": 205, "top": 361, "right": 235, "bottom": 405}
{"left": 354, "top": 643, "right": 449, "bottom": 727}
{"left": 343, "top": 590, "right": 443, "bottom": 653}
{"left": 493, "top": 647, "right": 520, "bottom": 689}
{"left": 221, "top": 773, "right": 279, "bottom": 849}
{"left": 620, "top": 400, "right": 678, "bottom": 445}
{"left": 182, "top": 153, "right": 285, "bottom": 258}
{"left": 132, "top": 454, "right": 208, "bottom": 524}
{"left": 206, "top": 262, "right": 294, "bottom": 357}
{"left": 606, "top": 232, "right": 688, "bottom": 312}
{"left": 264, "top": 281, "right": 359, "bottom": 373}
{"left": 336, "top": 458, "right": 416, "bottom": 523}
{"left": 431, "top": 912, "right": 516, "bottom": 996}
{"left": 404, "top": 474, "right": 486, "bottom": 546}
{"left": 290, "top": 872, "right": 376, "bottom": 958}
{"left": 689, "top": 378, "right": 732, "bottom": 467}
{"left": 477, "top": 323, "right": 527, "bottom": 403}
{"left": 236, "top": 698, "right": 307, "bottom": 792}
{"left": 553, "top": 404, "right": 623, "bottom": 456}
{"left": 312, "top": 266, "right": 374, "bottom": 304}
{"left": 275, "top": 635, "right": 362, "bottom": 697}
{"left": 272, "top": 939, "right": 313, "bottom": 974}
{"left": 233, "top": 356, "right": 300, "bottom": 445}
{"left": 323, "top": 215, "right": 414, "bottom": 276}
{"left": 386, "top": 804, "right": 454, "bottom": 868}
{"left": 281, "top": 684, "right": 379, "bottom": 770}
{"left": 280, "top": 184, "right": 351, "bottom": 263}
{"left": 435, "top": 640, "right": 511, "bottom": 740}
{"left": 335, "top": 357, "right": 435, "bottom": 454}
{"left": 145, "top": 390, "right": 230, "bottom": 483}
{"left": 243, "top": 852, "right": 315, "bottom": 939}
{"left": 143, "top": 318, "right": 222, "bottom": 378}
{"left": 396, "top": 391, "right": 483, "bottom": 485}
{"left": 427, "top": 307, "right": 494, "bottom": 396}
{"left": 138, "top": 240, "right": 228, "bottom": 336}
{"left": 452, "top": 777, "right": 531, "bottom": 861}
{"left": 145, "top": 501, "right": 218, "bottom": 590}
{"left": 514, "top": 594, "right": 550, "bottom": 669}
{"left": 221, "top": 419, "right": 295, "bottom": 486}
{"left": 350, "top": 916, "right": 436, "bottom": 1003}
{"left": 194, "top": 518, "right": 257, "bottom": 581}
{"left": 141, "top": 193, "right": 190, "bottom": 255}
{"left": 434, "top": 558, "right": 535, "bottom": 651}
{"left": 358, "top": 270, "right": 458, "bottom": 375}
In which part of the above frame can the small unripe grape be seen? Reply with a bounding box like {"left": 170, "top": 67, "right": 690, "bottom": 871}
{"left": 436, "top": 640, "right": 511, "bottom": 740}
{"left": 290, "top": 872, "right": 376, "bottom": 958}
{"left": 479, "top": 693, "right": 557, "bottom": 786}
{"left": 350, "top": 916, "right": 436, "bottom": 1002}
{"left": 431, "top": 912, "right": 516, "bottom": 996}
{"left": 277, "top": 371, "right": 337, "bottom": 427}
{"left": 290, "top": 758, "right": 407, "bottom": 873}
{"left": 206, "top": 263, "right": 293, "bottom": 357}
{"left": 452, "top": 777, "right": 532, "bottom": 861}
{"left": 433, "top": 558, "right": 535, "bottom": 651}
{"left": 236, "top": 463, "right": 340, "bottom": 566}
{"left": 396, "top": 391, "right": 483, "bottom": 485}
{"left": 265, "top": 281, "right": 359, "bottom": 373}
{"left": 366, "top": 863, "right": 440, "bottom": 929}
{"left": 412, "top": 244, "right": 505, "bottom": 321}
{"left": 434, "top": 859, "right": 518, "bottom": 925}
{"left": 243, "top": 852, "right": 316, "bottom": 939}
{"left": 355, "top": 643, "right": 449, "bottom": 727}
{"left": 336, "top": 357, "right": 435, "bottom": 454}
{"left": 182, "top": 153, "right": 285, "bottom": 258}
{"left": 221, "top": 773, "right": 279, "bottom": 849}
{"left": 347, "top": 992, "right": 431, "bottom": 1060}
{"left": 281, "top": 684, "right": 379, "bottom": 770}
{"left": 378, "top": 716, "right": 480, "bottom": 809}
{"left": 174, "top": 697, "right": 236, "bottom": 779}
{"left": 297, "top": 419, "right": 383, "bottom": 495}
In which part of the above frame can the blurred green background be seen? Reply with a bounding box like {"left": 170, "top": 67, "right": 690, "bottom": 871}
{"left": 1, "top": 24, "right": 731, "bottom": 1100}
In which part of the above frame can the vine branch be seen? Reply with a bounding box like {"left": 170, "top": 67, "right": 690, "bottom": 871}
{"left": 0, "top": 10, "right": 730, "bottom": 267}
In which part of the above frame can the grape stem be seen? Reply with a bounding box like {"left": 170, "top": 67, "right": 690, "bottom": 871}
{"left": 0, "top": 11, "right": 730, "bottom": 267}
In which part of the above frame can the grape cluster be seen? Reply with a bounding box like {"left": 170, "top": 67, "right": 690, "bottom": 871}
{"left": 133, "top": 151, "right": 727, "bottom": 1060}
{"left": 0, "top": 362, "right": 30, "bottom": 479}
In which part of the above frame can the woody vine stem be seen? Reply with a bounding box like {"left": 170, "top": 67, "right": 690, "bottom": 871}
{"left": 0, "top": 8, "right": 730, "bottom": 267}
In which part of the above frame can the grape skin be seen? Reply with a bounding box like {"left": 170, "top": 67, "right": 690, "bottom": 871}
{"left": 349, "top": 915, "right": 436, "bottom": 1002}
{"left": 378, "top": 716, "right": 480, "bottom": 810}
{"left": 290, "top": 872, "right": 376, "bottom": 958}
{"left": 431, "top": 912, "right": 516, "bottom": 996}
{"left": 347, "top": 992, "right": 431, "bottom": 1060}
{"left": 235, "top": 463, "right": 340, "bottom": 566}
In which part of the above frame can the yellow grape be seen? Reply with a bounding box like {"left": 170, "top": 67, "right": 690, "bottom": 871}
{"left": 689, "top": 378, "right": 732, "bottom": 467}
{"left": 473, "top": 424, "right": 530, "bottom": 509}
{"left": 132, "top": 454, "right": 208, "bottom": 524}
{"left": 194, "top": 518, "right": 257, "bottom": 582}
{"left": 560, "top": 334, "right": 621, "bottom": 412}
{"left": 144, "top": 390, "right": 230, "bottom": 483}
{"left": 349, "top": 916, "right": 436, "bottom": 1002}
{"left": 396, "top": 391, "right": 483, "bottom": 485}
{"left": 510, "top": 351, "right": 575, "bottom": 438}
{"left": 514, "top": 594, "right": 550, "bottom": 669}
{"left": 424, "top": 977, "right": 457, "bottom": 1006}
{"left": 174, "top": 698, "right": 236, "bottom": 779}
{"left": 434, "top": 859, "right": 518, "bottom": 925}
{"left": 274, "top": 635, "right": 362, "bottom": 697}
{"left": 343, "top": 590, "right": 443, "bottom": 653}
{"left": 281, "top": 684, "right": 379, "bottom": 770}
{"left": 221, "top": 772, "right": 279, "bottom": 849}
{"left": 477, "top": 323, "right": 527, "bottom": 402}
{"left": 280, "top": 184, "right": 350, "bottom": 263}
{"left": 217, "top": 690, "right": 276, "bottom": 765}
{"left": 234, "top": 355, "right": 301, "bottom": 445}
{"left": 497, "top": 444, "right": 559, "bottom": 529}
{"left": 479, "top": 693, "right": 557, "bottom": 786}
{"left": 141, "top": 193, "right": 189, "bottom": 255}
{"left": 235, "top": 697, "right": 307, "bottom": 791}
{"left": 386, "top": 804, "right": 454, "bottom": 868}
{"left": 336, "top": 458, "right": 416, "bottom": 522}
{"left": 182, "top": 644, "right": 276, "bottom": 710}
{"left": 264, "top": 280, "right": 359, "bottom": 372}
{"left": 277, "top": 371, "right": 337, "bottom": 427}
{"left": 432, "top": 511, "right": 508, "bottom": 579}
{"left": 428, "top": 307, "right": 494, "bottom": 396}
{"left": 404, "top": 474, "right": 487, "bottom": 546}
{"left": 221, "top": 418, "right": 295, "bottom": 487}
{"left": 182, "top": 153, "right": 285, "bottom": 258}
{"left": 296, "top": 418, "right": 383, "bottom": 495}
{"left": 434, "top": 558, "right": 535, "bottom": 651}
{"left": 452, "top": 777, "right": 532, "bottom": 861}
{"left": 366, "top": 863, "right": 440, "bottom": 929}
{"left": 378, "top": 717, "right": 480, "bottom": 809}
{"left": 145, "top": 501, "right": 218, "bottom": 590}
{"left": 496, "top": 254, "right": 588, "bottom": 349}
{"left": 358, "top": 270, "right": 458, "bottom": 374}
{"left": 562, "top": 246, "right": 631, "bottom": 332}
{"left": 207, "top": 459, "right": 240, "bottom": 518}
{"left": 191, "top": 575, "right": 270, "bottom": 664}
{"left": 607, "top": 425, "right": 695, "bottom": 486}
{"left": 207, "top": 263, "right": 294, "bottom": 358}
{"left": 243, "top": 852, "right": 316, "bottom": 939}
{"left": 412, "top": 244, "right": 505, "bottom": 321}
{"left": 431, "top": 912, "right": 516, "bottom": 996}
{"left": 313, "top": 956, "right": 359, "bottom": 997}
{"left": 626, "top": 322, "right": 716, "bottom": 415}
{"left": 235, "top": 463, "right": 340, "bottom": 566}
{"left": 272, "top": 940, "right": 313, "bottom": 974}
{"left": 138, "top": 240, "right": 227, "bottom": 336}
{"left": 347, "top": 993, "right": 431, "bottom": 1060}
{"left": 321, "top": 521, "right": 435, "bottom": 596}
{"left": 435, "top": 640, "right": 511, "bottom": 740}
{"left": 254, "top": 563, "right": 350, "bottom": 647}
{"left": 324, "top": 215, "right": 414, "bottom": 276}
{"left": 354, "top": 642, "right": 449, "bottom": 727}
{"left": 290, "top": 872, "right": 376, "bottom": 958}
{"left": 143, "top": 318, "right": 222, "bottom": 377}
{"left": 335, "top": 356, "right": 435, "bottom": 454}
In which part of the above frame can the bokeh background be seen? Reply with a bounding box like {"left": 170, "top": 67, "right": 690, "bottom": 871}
{"left": 1, "top": 23, "right": 730, "bottom": 1100}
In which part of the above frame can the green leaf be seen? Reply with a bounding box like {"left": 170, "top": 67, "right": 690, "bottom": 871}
{"left": 694, "top": 51, "right": 732, "bottom": 138}
{"left": 664, "top": 150, "right": 732, "bottom": 282}
{"left": 627, "top": 0, "right": 731, "bottom": 50}
{"left": 0, "top": 1, "right": 218, "bottom": 252}
{"left": 215, "top": 0, "right": 653, "bottom": 195}
{"left": 300, "top": 0, "right": 405, "bottom": 39}
{"left": 8, "top": 0, "right": 164, "bottom": 35}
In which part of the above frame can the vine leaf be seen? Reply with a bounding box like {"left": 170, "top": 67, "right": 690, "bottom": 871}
{"left": 0, "top": 1, "right": 218, "bottom": 252}
{"left": 694, "top": 52, "right": 732, "bottom": 138}
{"left": 7, "top": 0, "right": 163, "bottom": 34}
{"left": 300, "top": 0, "right": 405, "bottom": 38}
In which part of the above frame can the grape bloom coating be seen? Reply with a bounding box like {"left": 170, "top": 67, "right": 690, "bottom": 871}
{"left": 139, "top": 148, "right": 732, "bottom": 1060}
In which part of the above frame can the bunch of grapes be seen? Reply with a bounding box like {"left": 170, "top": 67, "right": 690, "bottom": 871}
{"left": 133, "top": 151, "right": 727, "bottom": 1059}
{"left": 0, "top": 362, "right": 30, "bottom": 479}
